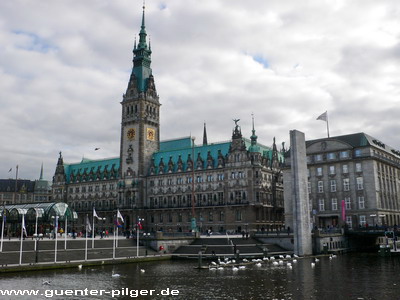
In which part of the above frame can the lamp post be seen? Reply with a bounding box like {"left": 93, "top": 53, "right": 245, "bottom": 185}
{"left": 33, "top": 233, "right": 43, "bottom": 263}
{"left": 137, "top": 217, "right": 144, "bottom": 257}
{"left": 51, "top": 216, "right": 59, "bottom": 263}
{"left": 144, "top": 232, "right": 150, "bottom": 256}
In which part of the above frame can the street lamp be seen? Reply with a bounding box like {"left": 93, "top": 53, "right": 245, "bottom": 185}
{"left": 51, "top": 216, "right": 59, "bottom": 263}
{"left": 143, "top": 232, "right": 150, "bottom": 256}
{"left": 137, "top": 217, "right": 144, "bottom": 257}
{"left": 33, "top": 233, "right": 43, "bottom": 263}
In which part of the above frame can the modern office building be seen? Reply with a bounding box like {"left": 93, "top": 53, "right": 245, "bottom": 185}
{"left": 284, "top": 132, "right": 400, "bottom": 229}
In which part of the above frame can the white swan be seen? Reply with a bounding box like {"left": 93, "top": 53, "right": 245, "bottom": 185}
{"left": 311, "top": 262, "right": 315, "bottom": 268}
{"left": 140, "top": 269, "right": 145, "bottom": 273}
{"left": 112, "top": 271, "right": 120, "bottom": 277}
{"left": 78, "top": 264, "right": 82, "bottom": 270}
{"left": 255, "top": 263, "right": 262, "bottom": 267}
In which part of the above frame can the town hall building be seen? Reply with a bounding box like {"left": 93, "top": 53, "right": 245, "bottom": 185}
{"left": 52, "top": 7, "right": 285, "bottom": 234}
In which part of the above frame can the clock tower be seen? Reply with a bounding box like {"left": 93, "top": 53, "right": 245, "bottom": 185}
{"left": 119, "top": 5, "right": 160, "bottom": 209}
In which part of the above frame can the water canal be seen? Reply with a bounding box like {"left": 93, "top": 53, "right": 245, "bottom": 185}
{"left": 0, "top": 254, "right": 399, "bottom": 299}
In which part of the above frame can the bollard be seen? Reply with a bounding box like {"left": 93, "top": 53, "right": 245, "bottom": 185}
{"left": 198, "top": 251, "right": 202, "bottom": 269}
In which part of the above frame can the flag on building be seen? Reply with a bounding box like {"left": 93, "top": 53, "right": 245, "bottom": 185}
{"left": 316, "top": 111, "right": 328, "bottom": 122}
{"left": 86, "top": 215, "right": 92, "bottom": 232}
{"left": 22, "top": 215, "right": 27, "bottom": 237}
{"left": 93, "top": 207, "right": 102, "bottom": 220}
{"left": 114, "top": 210, "right": 124, "bottom": 227}
{"left": 8, "top": 168, "right": 12, "bottom": 173}
{"left": 117, "top": 210, "right": 124, "bottom": 223}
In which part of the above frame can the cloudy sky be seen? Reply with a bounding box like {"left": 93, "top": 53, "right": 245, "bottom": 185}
{"left": 1, "top": 0, "right": 399, "bottom": 181}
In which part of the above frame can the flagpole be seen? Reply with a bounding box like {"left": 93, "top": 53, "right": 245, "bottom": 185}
{"left": 326, "top": 111, "right": 330, "bottom": 138}
{"left": 34, "top": 210, "right": 38, "bottom": 251}
{"left": 85, "top": 214, "right": 88, "bottom": 261}
{"left": 19, "top": 214, "right": 24, "bottom": 265}
{"left": 64, "top": 215, "right": 67, "bottom": 250}
{"left": 113, "top": 223, "right": 116, "bottom": 259}
{"left": 1, "top": 208, "right": 5, "bottom": 252}
{"left": 116, "top": 226, "right": 119, "bottom": 248}
{"left": 14, "top": 165, "right": 19, "bottom": 203}
{"left": 54, "top": 216, "right": 58, "bottom": 263}
{"left": 137, "top": 221, "right": 139, "bottom": 257}
{"left": 92, "top": 207, "right": 95, "bottom": 249}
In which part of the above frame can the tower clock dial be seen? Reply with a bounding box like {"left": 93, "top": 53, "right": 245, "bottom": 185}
{"left": 146, "top": 128, "right": 155, "bottom": 141}
{"left": 127, "top": 128, "right": 136, "bottom": 140}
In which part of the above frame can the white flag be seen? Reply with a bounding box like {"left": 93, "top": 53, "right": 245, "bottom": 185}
{"left": 316, "top": 111, "right": 327, "bottom": 122}
{"left": 22, "top": 215, "right": 27, "bottom": 237}
{"left": 117, "top": 210, "right": 124, "bottom": 223}
{"left": 93, "top": 207, "right": 101, "bottom": 220}
{"left": 86, "top": 215, "right": 92, "bottom": 232}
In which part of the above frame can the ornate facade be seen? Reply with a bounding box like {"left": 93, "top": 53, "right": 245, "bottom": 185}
{"left": 52, "top": 7, "right": 285, "bottom": 233}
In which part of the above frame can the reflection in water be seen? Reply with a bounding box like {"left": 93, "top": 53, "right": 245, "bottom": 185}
{"left": 0, "top": 254, "right": 400, "bottom": 299}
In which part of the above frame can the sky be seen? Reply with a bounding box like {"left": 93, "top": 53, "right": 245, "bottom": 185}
{"left": 0, "top": 0, "right": 399, "bottom": 181}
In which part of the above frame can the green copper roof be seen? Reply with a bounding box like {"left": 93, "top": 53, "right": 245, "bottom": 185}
{"left": 160, "top": 137, "right": 193, "bottom": 152}
{"left": 64, "top": 157, "right": 120, "bottom": 183}
{"left": 132, "top": 5, "right": 152, "bottom": 92}
{"left": 152, "top": 138, "right": 231, "bottom": 174}
{"left": 151, "top": 136, "right": 284, "bottom": 174}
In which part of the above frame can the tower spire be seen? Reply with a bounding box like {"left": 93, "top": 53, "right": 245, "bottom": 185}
{"left": 203, "top": 122, "right": 208, "bottom": 146}
{"left": 39, "top": 163, "right": 43, "bottom": 180}
{"left": 130, "top": 2, "right": 153, "bottom": 93}
{"left": 250, "top": 113, "right": 258, "bottom": 146}
{"left": 138, "top": 2, "right": 147, "bottom": 49}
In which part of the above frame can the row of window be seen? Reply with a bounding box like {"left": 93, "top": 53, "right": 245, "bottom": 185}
{"left": 310, "top": 177, "right": 364, "bottom": 193}
{"left": 151, "top": 171, "right": 249, "bottom": 187}
{"left": 69, "top": 184, "right": 116, "bottom": 194}
{"left": 149, "top": 210, "right": 244, "bottom": 223}
{"left": 317, "top": 196, "right": 365, "bottom": 211}
{"left": 310, "top": 149, "right": 363, "bottom": 163}
{"left": 310, "top": 163, "right": 362, "bottom": 177}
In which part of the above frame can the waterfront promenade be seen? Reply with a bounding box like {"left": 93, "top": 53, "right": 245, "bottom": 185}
{"left": 0, "top": 235, "right": 163, "bottom": 272}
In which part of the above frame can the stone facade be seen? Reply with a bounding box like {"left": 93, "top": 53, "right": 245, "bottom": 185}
{"left": 1, "top": 166, "right": 51, "bottom": 205}
{"left": 51, "top": 7, "right": 286, "bottom": 234}
{"left": 284, "top": 132, "right": 400, "bottom": 229}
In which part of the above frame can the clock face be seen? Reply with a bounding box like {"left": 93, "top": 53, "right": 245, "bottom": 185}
{"left": 146, "top": 128, "right": 156, "bottom": 141}
{"left": 127, "top": 128, "right": 136, "bottom": 140}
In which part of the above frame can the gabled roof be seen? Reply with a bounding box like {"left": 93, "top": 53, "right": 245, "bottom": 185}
{"left": 64, "top": 157, "right": 120, "bottom": 183}
{"left": 151, "top": 136, "right": 284, "bottom": 174}
{"left": 153, "top": 138, "right": 231, "bottom": 173}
